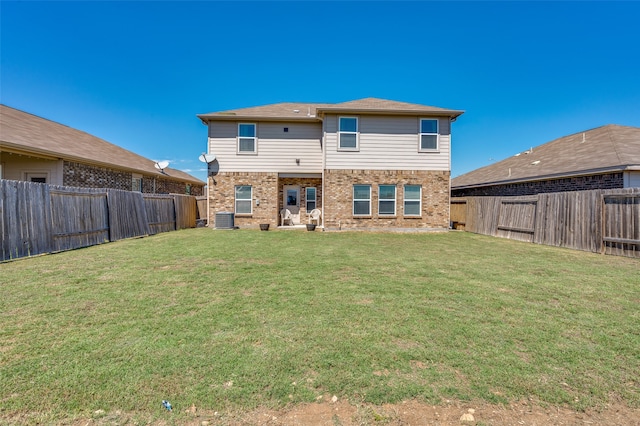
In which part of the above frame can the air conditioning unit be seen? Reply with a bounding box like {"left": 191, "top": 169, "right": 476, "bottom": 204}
{"left": 215, "top": 212, "right": 235, "bottom": 229}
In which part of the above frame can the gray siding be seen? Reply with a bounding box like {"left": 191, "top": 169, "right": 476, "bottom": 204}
{"left": 208, "top": 121, "right": 323, "bottom": 173}
{"left": 324, "top": 115, "right": 451, "bottom": 171}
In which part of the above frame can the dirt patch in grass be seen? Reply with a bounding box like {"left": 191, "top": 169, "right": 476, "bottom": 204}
{"left": 19, "top": 398, "right": 639, "bottom": 425}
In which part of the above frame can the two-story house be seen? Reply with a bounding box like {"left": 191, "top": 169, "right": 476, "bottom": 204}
{"left": 197, "top": 98, "right": 463, "bottom": 230}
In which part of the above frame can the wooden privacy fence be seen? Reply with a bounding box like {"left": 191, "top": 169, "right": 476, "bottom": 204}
{"left": 1, "top": 179, "right": 197, "bottom": 261}
{"left": 451, "top": 188, "right": 640, "bottom": 258}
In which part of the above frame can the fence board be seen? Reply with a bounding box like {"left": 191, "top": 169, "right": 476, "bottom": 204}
{"left": 143, "top": 195, "right": 176, "bottom": 234}
{"left": 1, "top": 180, "right": 53, "bottom": 261}
{"left": 497, "top": 198, "right": 537, "bottom": 242}
{"left": 196, "top": 196, "right": 207, "bottom": 221}
{"left": 49, "top": 187, "right": 109, "bottom": 252}
{"left": 453, "top": 188, "right": 640, "bottom": 258}
{"left": 173, "top": 194, "right": 197, "bottom": 230}
{"left": 1, "top": 179, "right": 198, "bottom": 261}
{"left": 450, "top": 198, "right": 466, "bottom": 229}
{"left": 603, "top": 188, "right": 640, "bottom": 258}
{"left": 108, "top": 189, "right": 150, "bottom": 241}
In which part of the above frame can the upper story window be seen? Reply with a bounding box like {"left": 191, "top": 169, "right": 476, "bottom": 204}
{"left": 419, "top": 118, "right": 439, "bottom": 152}
{"left": 339, "top": 117, "right": 358, "bottom": 151}
{"left": 378, "top": 184, "right": 396, "bottom": 216}
{"left": 238, "top": 123, "right": 257, "bottom": 154}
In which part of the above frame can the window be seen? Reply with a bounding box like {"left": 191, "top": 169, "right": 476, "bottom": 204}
{"left": 238, "top": 123, "right": 256, "bottom": 153}
{"left": 353, "top": 184, "right": 371, "bottom": 216}
{"left": 404, "top": 185, "right": 422, "bottom": 216}
{"left": 378, "top": 185, "right": 396, "bottom": 216}
{"left": 132, "top": 174, "right": 142, "bottom": 192}
{"left": 235, "top": 185, "right": 252, "bottom": 214}
{"left": 339, "top": 117, "right": 358, "bottom": 150}
{"left": 419, "top": 119, "right": 439, "bottom": 151}
{"left": 306, "top": 187, "right": 316, "bottom": 211}
{"left": 25, "top": 172, "right": 47, "bottom": 183}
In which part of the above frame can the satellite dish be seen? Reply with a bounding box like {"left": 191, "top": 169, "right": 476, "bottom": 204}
{"left": 199, "top": 153, "right": 216, "bottom": 163}
{"left": 154, "top": 160, "right": 170, "bottom": 170}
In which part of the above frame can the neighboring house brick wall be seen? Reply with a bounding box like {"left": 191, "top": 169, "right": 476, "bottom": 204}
{"left": 63, "top": 161, "right": 131, "bottom": 190}
{"left": 323, "top": 169, "right": 450, "bottom": 230}
{"left": 63, "top": 160, "right": 204, "bottom": 195}
{"left": 452, "top": 173, "right": 624, "bottom": 197}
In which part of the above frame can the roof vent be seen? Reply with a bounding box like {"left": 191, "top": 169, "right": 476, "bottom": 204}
{"left": 293, "top": 109, "right": 300, "bottom": 113}
{"left": 531, "top": 160, "right": 541, "bottom": 165}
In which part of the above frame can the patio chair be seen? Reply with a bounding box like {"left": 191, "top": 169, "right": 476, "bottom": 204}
{"left": 280, "top": 208, "right": 293, "bottom": 226}
{"left": 308, "top": 208, "right": 321, "bottom": 225}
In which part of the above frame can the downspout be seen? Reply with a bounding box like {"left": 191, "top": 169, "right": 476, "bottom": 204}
{"left": 202, "top": 118, "right": 211, "bottom": 228}
{"left": 447, "top": 116, "right": 452, "bottom": 229}
{"left": 321, "top": 115, "right": 326, "bottom": 230}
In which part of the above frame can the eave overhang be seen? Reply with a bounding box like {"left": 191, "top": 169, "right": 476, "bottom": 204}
{"left": 451, "top": 164, "right": 639, "bottom": 191}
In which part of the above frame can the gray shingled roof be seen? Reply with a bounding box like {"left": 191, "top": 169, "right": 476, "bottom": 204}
{"left": 452, "top": 124, "right": 640, "bottom": 189}
{"left": 0, "top": 105, "right": 204, "bottom": 185}
{"left": 197, "top": 97, "right": 464, "bottom": 122}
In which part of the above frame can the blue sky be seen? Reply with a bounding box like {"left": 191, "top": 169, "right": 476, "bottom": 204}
{"left": 2, "top": 1, "right": 639, "bottom": 182}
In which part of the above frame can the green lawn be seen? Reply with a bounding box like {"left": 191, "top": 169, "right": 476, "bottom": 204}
{"left": 1, "top": 229, "right": 639, "bottom": 423}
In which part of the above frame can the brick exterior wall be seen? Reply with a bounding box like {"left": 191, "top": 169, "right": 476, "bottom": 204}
{"left": 209, "top": 172, "right": 279, "bottom": 228}
{"left": 323, "top": 169, "right": 450, "bottom": 230}
{"left": 279, "top": 176, "right": 323, "bottom": 219}
{"left": 208, "top": 172, "right": 323, "bottom": 228}
{"left": 63, "top": 161, "right": 204, "bottom": 195}
{"left": 452, "top": 173, "right": 624, "bottom": 197}
{"left": 210, "top": 170, "right": 450, "bottom": 230}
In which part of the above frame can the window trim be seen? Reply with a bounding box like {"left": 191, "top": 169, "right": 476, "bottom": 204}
{"left": 419, "top": 118, "right": 439, "bottom": 152}
{"left": 353, "top": 184, "right": 371, "bottom": 216}
{"left": 305, "top": 187, "right": 317, "bottom": 211}
{"left": 237, "top": 123, "right": 257, "bottom": 154}
{"left": 235, "top": 185, "right": 253, "bottom": 215}
{"left": 132, "top": 174, "right": 143, "bottom": 192}
{"left": 24, "top": 171, "right": 49, "bottom": 183}
{"left": 378, "top": 184, "right": 396, "bottom": 216}
{"left": 403, "top": 184, "right": 422, "bottom": 217}
{"left": 338, "top": 116, "right": 359, "bottom": 151}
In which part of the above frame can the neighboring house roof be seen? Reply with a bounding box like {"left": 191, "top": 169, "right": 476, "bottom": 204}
{"left": 197, "top": 97, "right": 464, "bottom": 122}
{"left": 452, "top": 124, "right": 640, "bottom": 190}
{"left": 0, "top": 104, "right": 204, "bottom": 185}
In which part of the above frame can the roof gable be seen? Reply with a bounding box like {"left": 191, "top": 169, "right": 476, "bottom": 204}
{"left": 452, "top": 125, "right": 640, "bottom": 189}
{"left": 0, "top": 105, "right": 203, "bottom": 184}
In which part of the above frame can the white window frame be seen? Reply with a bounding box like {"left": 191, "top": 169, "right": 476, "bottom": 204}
{"left": 404, "top": 185, "right": 422, "bottom": 217}
{"left": 237, "top": 123, "right": 257, "bottom": 154}
{"left": 378, "top": 184, "right": 396, "bottom": 216}
{"left": 24, "top": 172, "right": 49, "bottom": 183}
{"left": 235, "top": 185, "right": 252, "bottom": 215}
{"left": 305, "top": 187, "right": 316, "bottom": 211}
{"left": 353, "top": 184, "right": 371, "bottom": 216}
{"left": 132, "top": 174, "right": 143, "bottom": 192}
{"left": 419, "top": 118, "right": 439, "bottom": 152}
{"left": 338, "top": 116, "right": 359, "bottom": 151}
